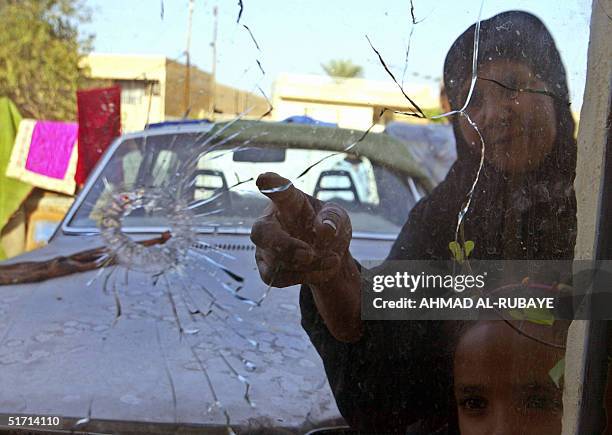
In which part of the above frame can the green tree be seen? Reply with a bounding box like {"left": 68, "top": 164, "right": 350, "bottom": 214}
{"left": 0, "top": 0, "right": 93, "bottom": 120}
{"left": 321, "top": 59, "right": 363, "bottom": 79}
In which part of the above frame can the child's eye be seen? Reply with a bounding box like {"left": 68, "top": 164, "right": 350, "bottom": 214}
{"left": 523, "top": 395, "right": 562, "bottom": 412}
{"left": 459, "top": 396, "right": 488, "bottom": 411}
{"left": 525, "top": 395, "right": 547, "bottom": 409}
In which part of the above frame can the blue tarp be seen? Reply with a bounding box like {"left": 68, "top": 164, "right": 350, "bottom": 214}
{"left": 146, "top": 119, "right": 212, "bottom": 129}
{"left": 282, "top": 115, "right": 337, "bottom": 128}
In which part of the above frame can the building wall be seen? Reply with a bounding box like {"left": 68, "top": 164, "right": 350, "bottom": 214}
{"left": 214, "top": 82, "right": 270, "bottom": 118}
{"left": 83, "top": 53, "right": 272, "bottom": 129}
{"left": 272, "top": 73, "right": 441, "bottom": 130}
{"left": 165, "top": 60, "right": 214, "bottom": 118}
{"left": 164, "top": 63, "right": 269, "bottom": 119}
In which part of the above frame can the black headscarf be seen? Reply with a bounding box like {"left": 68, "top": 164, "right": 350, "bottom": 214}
{"left": 389, "top": 10, "right": 577, "bottom": 263}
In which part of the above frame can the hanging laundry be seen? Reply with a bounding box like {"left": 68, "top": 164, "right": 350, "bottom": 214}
{"left": 0, "top": 98, "right": 32, "bottom": 259}
{"left": 6, "top": 119, "right": 78, "bottom": 195}
{"left": 75, "top": 85, "right": 121, "bottom": 185}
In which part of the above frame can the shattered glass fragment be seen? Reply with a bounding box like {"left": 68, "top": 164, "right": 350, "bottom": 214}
{"left": 99, "top": 187, "right": 195, "bottom": 274}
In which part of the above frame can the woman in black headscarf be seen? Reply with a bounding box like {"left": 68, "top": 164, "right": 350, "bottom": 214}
{"left": 251, "top": 10, "right": 577, "bottom": 433}
{"left": 388, "top": 10, "right": 577, "bottom": 264}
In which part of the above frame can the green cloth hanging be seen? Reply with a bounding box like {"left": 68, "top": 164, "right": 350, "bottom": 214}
{"left": 0, "top": 97, "right": 32, "bottom": 260}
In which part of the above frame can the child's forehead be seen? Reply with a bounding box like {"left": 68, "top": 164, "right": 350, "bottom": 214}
{"left": 454, "top": 320, "right": 565, "bottom": 371}
{"left": 454, "top": 379, "right": 559, "bottom": 394}
{"left": 457, "top": 319, "right": 568, "bottom": 345}
{"left": 453, "top": 321, "right": 564, "bottom": 395}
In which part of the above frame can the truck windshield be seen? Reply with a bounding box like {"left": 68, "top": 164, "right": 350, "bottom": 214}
{"left": 68, "top": 132, "right": 422, "bottom": 236}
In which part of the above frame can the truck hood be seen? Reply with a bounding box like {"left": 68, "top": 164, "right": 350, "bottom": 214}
{"left": 0, "top": 233, "right": 392, "bottom": 433}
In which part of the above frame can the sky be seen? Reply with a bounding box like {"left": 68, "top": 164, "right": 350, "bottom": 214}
{"left": 84, "top": 0, "right": 592, "bottom": 112}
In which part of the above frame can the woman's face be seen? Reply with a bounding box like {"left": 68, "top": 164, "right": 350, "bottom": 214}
{"left": 454, "top": 321, "right": 564, "bottom": 435}
{"left": 458, "top": 60, "right": 557, "bottom": 174}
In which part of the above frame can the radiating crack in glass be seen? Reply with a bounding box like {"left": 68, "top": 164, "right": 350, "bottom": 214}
{"left": 86, "top": 257, "right": 113, "bottom": 287}
{"left": 410, "top": 0, "right": 417, "bottom": 24}
{"left": 402, "top": 2, "right": 438, "bottom": 88}
{"left": 256, "top": 59, "right": 265, "bottom": 75}
{"left": 477, "top": 75, "right": 570, "bottom": 106}
{"left": 179, "top": 269, "right": 262, "bottom": 427}
{"left": 184, "top": 178, "right": 254, "bottom": 211}
{"left": 101, "top": 265, "right": 116, "bottom": 295}
{"left": 257, "top": 86, "right": 274, "bottom": 118}
{"left": 453, "top": 112, "right": 485, "bottom": 242}
{"left": 219, "top": 351, "right": 256, "bottom": 408}
{"left": 185, "top": 337, "right": 235, "bottom": 433}
{"left": 234, "top": 1, "right": 273, "bottom": 123}
{"left": 155, "top": 321, "right": 178, "bottom": 423}
{"left": 162, "top": 273, "right": 184, "bottom": 335}
{"left": 111, "top": 271, "right": 122, "bottom": 325}
{"left": 236, "top": 0, "right": 244, "bottom": 23}
{"left": 400, "top": 26, "right": 416, "bottom": 88}
{"left": 365, "top": 35, "right": 426, "bottom": 118}
{"left": 289, "top": 120, "right": 381, "bottom": 181}
{"left": 250, "top": 264, "right": 281, "bottom": 310}
{"left": 242, "top": 24, "right": 261, "bottom": 51}
{"left": 431, "top": 0, "right": 485, "bottom": 244}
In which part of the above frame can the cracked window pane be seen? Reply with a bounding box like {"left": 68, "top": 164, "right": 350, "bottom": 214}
{"left": 0, "top": 1, "right": 604, "bottom": 434}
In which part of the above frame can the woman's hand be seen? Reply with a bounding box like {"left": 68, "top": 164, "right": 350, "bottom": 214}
{"left": 251, "top": 172, "right": 362, "bottom": 342}
{"left": 251, "top": 172, "right": 353, "bottom": 288}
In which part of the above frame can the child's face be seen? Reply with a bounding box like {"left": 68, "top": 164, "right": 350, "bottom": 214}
{"left": 453, "top": 321, "right": 564, "bottom": 435}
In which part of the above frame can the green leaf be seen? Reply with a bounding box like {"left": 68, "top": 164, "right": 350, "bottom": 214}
{"left": 507, "top": 307, "right": 555, "bottom": 326}
{"left": 507, "top": 309, "right": 525, "bottom": 320}
{"left": 549, "top": 357, "right": 565, "bottom": 388}
{"left": 448, "top": 241, "right": 464, "bottom": 263}
{"left": 523, "top": 307, "right": 555, "bottom": 326}
{"left": 464, "top": 240, "right": 475, "bottom": 257}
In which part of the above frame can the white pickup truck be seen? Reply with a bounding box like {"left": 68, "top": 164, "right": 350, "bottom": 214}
{"left": 0, "top": 119, "right": 432, "bottom": 434}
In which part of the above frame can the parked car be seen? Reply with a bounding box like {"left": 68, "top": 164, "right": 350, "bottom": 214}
{"left": 0, "top": 119, "right": 432, "bottom": 434}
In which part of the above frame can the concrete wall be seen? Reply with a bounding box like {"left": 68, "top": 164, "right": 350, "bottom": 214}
{"left": 214, "top": 82, "right": 270, "bottom": 118}
{"left": 562, "top": 0, "right": 612, "bottom": 432}
{"left": 83, "top": 54, "right": 269, "bottom": 127}
{"left": 272, "top": 73, "right": 441, "bottom": 130}
{"left": 164, "top": 63, "right": 270, "bottom": 118}
{"left": 165, "top": 60, "right": 214, "bottom": 118}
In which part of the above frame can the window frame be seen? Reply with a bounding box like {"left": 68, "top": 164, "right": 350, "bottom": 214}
{"left": 562, "top": 1, "right": 612, "bottom": 433}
